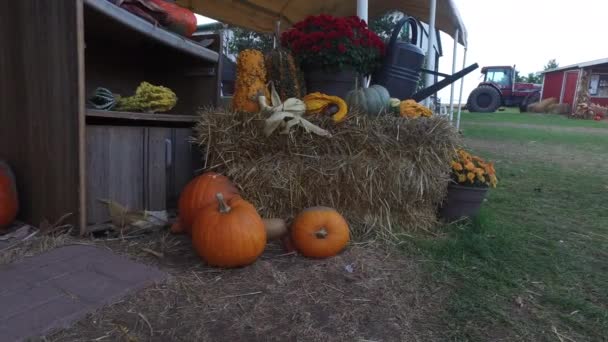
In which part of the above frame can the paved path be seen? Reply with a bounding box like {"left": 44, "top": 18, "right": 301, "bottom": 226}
{"left": 0, "top": 245, "right": 167, "bottom": 341}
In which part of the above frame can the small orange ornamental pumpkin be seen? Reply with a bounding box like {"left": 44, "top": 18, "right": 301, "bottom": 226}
{"left": 0, "top": 161, "right": 18, "bottom": 229}
{"left": 290, "top": 207, "right": 350, "bottom": 258}
{"left": 192, "top": 193, "right": 267, "bottom": 268}
{"left": 171, "top": 172, "right": 240, "bottom": 235}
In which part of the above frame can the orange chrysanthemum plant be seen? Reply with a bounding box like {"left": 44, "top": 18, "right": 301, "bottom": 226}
{"left": 450, "top": 148, "right": 498, "bottom": 188}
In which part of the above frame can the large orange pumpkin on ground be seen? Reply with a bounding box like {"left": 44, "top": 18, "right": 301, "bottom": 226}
{"left": 290, "top": 207, "right": 350, "bottom": 258}
{"left": 191, "top": 193, "right": 267, "bottom": 268}
{"left": 0, "top": 160, "right": 18, "bottom": 229}
{"left": 171, "top": 172, "right": 240, "bottom": 235}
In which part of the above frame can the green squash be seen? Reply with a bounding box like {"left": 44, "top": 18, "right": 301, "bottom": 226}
{"left": 345, "top": 84, "right": 391, "bottom": 116}
{"left": 87, "top": 87, "right": 116, "bottom": 111}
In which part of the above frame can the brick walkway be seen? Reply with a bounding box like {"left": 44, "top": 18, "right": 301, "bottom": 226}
{"left": 0, "top": 244, "right": 167, "bottom": 341}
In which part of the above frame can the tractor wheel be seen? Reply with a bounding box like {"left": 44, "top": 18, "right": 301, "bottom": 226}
{"left": 467, "top": 85, "right": 501, "bottom": 113}
{"left": 519, "top": 91, "right": 540, "bottom": 113}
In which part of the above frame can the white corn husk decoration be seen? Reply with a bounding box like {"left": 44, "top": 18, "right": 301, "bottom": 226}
{"left": 259, "top": 83, "right": 331, "bottom": 137}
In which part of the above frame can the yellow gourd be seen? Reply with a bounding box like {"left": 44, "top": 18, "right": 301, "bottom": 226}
{"left": 233, "top": 49, "right": 269, "bottom": 113}
{"left": 399, "top": 99, "right": 433, "bottom": 118}
{"left": 115, "top": 81, "right": 177, "bottom": 113}
{"left": 303, "top": 92, "right": 348, "bottom": 123}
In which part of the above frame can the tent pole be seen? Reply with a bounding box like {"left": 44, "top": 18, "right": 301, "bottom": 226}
{"left": 456, "top": 44, "right": 468, "bottom": 130}
{"left": 357, "top": 0, "right": 369, "bottom": 87}
{"left": 448, "top": 29, "right": 459, "bottom": 123}
{"left": 357, "top": 0, "right": 368, "bottom": 23}
{"left": 424, "top": 0, "right": 437, "bottom": 107}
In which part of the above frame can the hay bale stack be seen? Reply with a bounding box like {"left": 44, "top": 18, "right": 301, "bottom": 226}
{"left": 527, "top": 97, "right": 558, "bottom": 113}
{"left": 547, "top": 103, "right": 571, "bottom": 115}
{"left": 194, "top": 109, "right": 460, "bottom": 240}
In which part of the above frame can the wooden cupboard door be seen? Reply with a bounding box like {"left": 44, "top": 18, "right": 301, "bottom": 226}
{"left": 86, "top": 126, "right": 145, "bottom": 224}
{"left": 166, "top": 128, "right": 203, "bottom": 208}
{"left": 145, "top": 127, "right": 171, "bottom": 211}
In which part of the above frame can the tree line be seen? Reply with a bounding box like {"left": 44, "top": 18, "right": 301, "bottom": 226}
{"left": 515, "top": 59, "right": 559, "bottom": 84}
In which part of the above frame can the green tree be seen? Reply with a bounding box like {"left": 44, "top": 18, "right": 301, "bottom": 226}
{"left": 226, "top": 26, "right": 274, "bottom": 54}
{"left": 544, "top": 59, "right": 559, "bottom": 71}
{"left": 525, "top": 72, "right": 542, "bottom": 84}
{"left": 369, "top": 11, "right": 411, "bottom": 42}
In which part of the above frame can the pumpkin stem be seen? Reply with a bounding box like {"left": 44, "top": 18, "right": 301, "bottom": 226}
{"left": 315, "top": 228, "right": 328, "bottom": 239}
{"left": 216, "top": 193, "right": 231, "bottom": 214}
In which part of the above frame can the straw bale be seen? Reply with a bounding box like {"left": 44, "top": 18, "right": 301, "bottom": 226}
{"left": 194, "top": 109, "right": 460, "bottom": 240}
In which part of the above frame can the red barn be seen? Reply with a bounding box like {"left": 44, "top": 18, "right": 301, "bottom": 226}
{"left": 541, "top": 57, "right": 608, "bottom": 107}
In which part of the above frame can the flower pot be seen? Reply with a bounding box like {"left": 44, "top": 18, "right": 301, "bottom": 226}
{"left": 438, "top": 183, "right": 489, "bottom": 221}
{"left": 304, "top": 68, "right": 361, "bottom": 99}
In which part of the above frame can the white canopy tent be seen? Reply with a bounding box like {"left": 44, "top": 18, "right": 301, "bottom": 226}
{"left": 178, "top": 0, "right": 469, "bottom": 127}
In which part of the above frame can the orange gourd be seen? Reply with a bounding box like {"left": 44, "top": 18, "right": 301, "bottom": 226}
{"left": 290, "top": 207, "right": 350, "bottom": 258}
{"left": 171, "top": 172, "right": 239, "bottom": 235}
{"left": 0, "top": 161, "right": 18, "bottom": 229}
{"left": 192, "top": 193, "right": 267, "bottom": 268}
{"left": 232, "top": 49, "right": 269, "bottom": 113}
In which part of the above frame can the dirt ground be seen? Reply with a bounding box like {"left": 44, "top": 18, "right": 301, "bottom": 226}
{"left": 28, "top": 228, "right": 447, "bottom": 342}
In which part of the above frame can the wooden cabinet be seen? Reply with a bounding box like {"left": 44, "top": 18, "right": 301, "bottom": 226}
{"left": 0, "top": 0, "right": 218, "bottom": 233}
{"left": 85, "top": 126, "right": 202, "bottom": 224}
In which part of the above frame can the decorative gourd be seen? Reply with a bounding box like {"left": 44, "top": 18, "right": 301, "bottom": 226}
{"left": 171, "top": 172, "right": 240, "bottom": 235}
{"left": 0, "top": 160, "right": 18, "bottom": 228}
{"left": 290, "top": 207, "right": 350, "bottom": 258}
{"left": 345, "top": 84, "right": 391, "bottom": 116}
{"left": 233, "top": 49, "right": 269, "bottom": 113}
{"left": 399, "top": 99, "right": 433, "bottom": 118}
{"left": 263, "top": 218, "right": 288, "bottom": 241}
{"left": 265, "top": 48, "right": 307, "bottom": 101}
{"left": 303, "top": 92, "right": 348, "bottom": 123}
{"left": 389, "top": 98, "right": 401, "bottom": 114}
{"left": 115, "top": 81, "right": 177, "bottom": 113}
{"left": 87, "top": 87, "right": 116, "bottom": 111}
{"left": 192, "top": 193, "right": 267, "bottom": 268}
{"left": 148, "top": 0, "right": 197, "bottom": 37}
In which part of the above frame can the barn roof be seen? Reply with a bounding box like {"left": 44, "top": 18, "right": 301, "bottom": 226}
{"left": 542, "top": 57, "right": 608, "bottom": 74}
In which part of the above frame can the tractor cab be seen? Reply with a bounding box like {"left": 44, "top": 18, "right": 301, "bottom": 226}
{"left": 481, "top": 66, "right": 514, "bottom": 91}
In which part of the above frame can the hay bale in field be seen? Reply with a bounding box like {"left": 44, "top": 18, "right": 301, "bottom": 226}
{"left": 527, "top": 97, "right": 558, "bottom": 113}
{"left": 547, "top": 103, "right": 571, "bottom": 115}
{"left": 194, "top": 108, "right": 460, "bottom": 240}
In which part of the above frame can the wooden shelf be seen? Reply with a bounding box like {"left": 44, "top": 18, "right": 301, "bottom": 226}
{"left": 84, "top": 0, "right": 218, "bottom": 63}
{"left": 86, "top": 109, "right": 200, "bottom": 123}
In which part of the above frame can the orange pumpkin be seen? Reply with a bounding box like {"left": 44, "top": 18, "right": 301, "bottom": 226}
{"left": 191, "top": 193, "right": 267, "bottom": 268}
{"left": 0, "top": 161, "right": 18, "bottom": 229}
{"left": 171, "top": 172, "right": 239, "bottom": 235}
{"left": 290, "top": 207, "right": 350, "bottom": 258}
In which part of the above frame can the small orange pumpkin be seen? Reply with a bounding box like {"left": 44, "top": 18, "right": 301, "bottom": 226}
{"left": 171, "top": 172, "right": 239, "bottom": 235}
{"left": 290, "top": 207, "right": 350, "bottom": 258}
{"left": 192, "top": 193, "right": 267, "bottom": 268}
{"left": 0, "top": 161, "right": 18, "bottom": 229}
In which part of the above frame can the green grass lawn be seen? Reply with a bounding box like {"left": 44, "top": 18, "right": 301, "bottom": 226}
{"left": 407, "top": 110, "right": 608, "bottom": 341}
{"left": 462, "top": 107, "right": 608, "bottom": 129}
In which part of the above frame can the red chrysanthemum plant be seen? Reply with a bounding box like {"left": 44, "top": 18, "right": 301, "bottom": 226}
{"left": 280, "top": 14, "right": 385, "bottom": 75}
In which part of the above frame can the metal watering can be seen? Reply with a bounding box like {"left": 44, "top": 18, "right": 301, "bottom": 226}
{"left": 373, "top": 16, "right": 425, "bottom": 100}
{"left": 374, "top": 16, "right": 479, "bottom": 102}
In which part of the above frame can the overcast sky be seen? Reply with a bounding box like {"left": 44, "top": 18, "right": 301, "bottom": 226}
{"left": 437, "top": 0, "right": 608, "bottom": 103}
{"left": 196, "top": 0, "right": 608, "bottom": 104}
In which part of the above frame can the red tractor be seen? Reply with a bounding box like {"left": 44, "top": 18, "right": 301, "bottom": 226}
{"left": 467, "top": 65, "right": 541, "bottom": 113}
